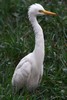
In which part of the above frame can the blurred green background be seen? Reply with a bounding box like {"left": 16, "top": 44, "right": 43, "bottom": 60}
{"left": 0, "top": 0, "right": 67, "bottom": 100}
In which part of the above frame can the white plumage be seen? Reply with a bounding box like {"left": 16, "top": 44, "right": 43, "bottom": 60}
{"left": 12, "top": 3, "right": 56, "bottom": 92}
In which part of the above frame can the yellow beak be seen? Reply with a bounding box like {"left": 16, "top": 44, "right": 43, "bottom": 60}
{"left": 40, "top": 10, "right": 57, "bottom": 16}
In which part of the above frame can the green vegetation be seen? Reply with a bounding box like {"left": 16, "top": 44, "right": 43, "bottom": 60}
{"left": 0, "top": 0, "right": 67, "bottom": 100}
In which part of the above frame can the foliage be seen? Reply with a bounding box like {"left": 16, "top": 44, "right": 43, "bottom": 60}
{"left": 0, "top": 0, "right": 67, "bottom": 100}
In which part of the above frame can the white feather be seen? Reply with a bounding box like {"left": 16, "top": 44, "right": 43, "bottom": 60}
{"left": 12, "top": 3, "right": 45, "bottom": 92}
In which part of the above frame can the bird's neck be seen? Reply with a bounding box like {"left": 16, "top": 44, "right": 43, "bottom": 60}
{"left": 29, "top": 15, "right": 45, "bottom": 64}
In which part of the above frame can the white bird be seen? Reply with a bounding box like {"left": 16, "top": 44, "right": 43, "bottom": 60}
{"left": 12, "top": 3, "right": 56, "bottom": 92}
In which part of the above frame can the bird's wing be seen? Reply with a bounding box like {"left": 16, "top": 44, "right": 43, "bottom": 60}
{"left": 15, "top": 58, "right": 32, "bottom": 76}
{"left": 12, "top": 53, "right": 33, "bottom": 85}
{"left": 12, "top": 60, "right": 32, "bottom": 91}
{"left": 15, "top": 57, "right": 28, "bottom": 70}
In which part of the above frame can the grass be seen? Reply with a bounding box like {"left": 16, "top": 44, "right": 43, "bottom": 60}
{"left": 0, "top": 0, "right": 67, "bottom": 100}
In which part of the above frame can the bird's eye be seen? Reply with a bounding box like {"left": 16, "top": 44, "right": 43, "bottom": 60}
{"left": 39, "top": 10, "right": 43, "bottom": 13}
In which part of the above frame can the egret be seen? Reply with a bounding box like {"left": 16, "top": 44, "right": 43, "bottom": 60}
{"left": 12, "top": 3, "right": 56, "bottom": 92}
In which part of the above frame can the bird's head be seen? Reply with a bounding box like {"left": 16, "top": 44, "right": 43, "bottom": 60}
{"left": 28, "top": 3, "right": 56, "bottom": 16}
